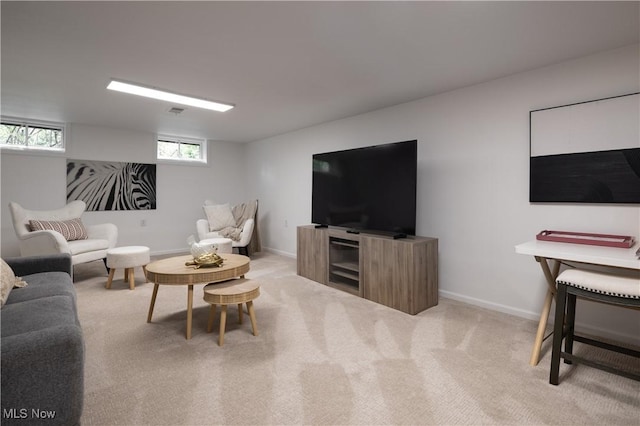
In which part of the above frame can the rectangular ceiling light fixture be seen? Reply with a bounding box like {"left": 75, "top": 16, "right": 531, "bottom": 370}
{"left": 107, "top": 79, "right": 234, "bottom": 112}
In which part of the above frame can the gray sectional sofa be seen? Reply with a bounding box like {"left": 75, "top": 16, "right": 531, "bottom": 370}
{"left": 1, "top": 254, "right": 84, "bottom": 426}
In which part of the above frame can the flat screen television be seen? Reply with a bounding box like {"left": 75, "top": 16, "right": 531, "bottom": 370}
{"left": 312, "top": 140, "right": 417, "bottom": 237}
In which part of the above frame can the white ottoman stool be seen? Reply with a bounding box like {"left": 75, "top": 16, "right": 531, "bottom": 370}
{"left": 199, "top": 238, "right": 233, "bottom": 254}
{"left": 106, "top": 246, "right": 150, "bottom": 290}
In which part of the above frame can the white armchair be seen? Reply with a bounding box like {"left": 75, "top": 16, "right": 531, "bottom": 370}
{"left": 196, "top": 200, "right": 259, "bottom": 256}
{"left": 9, "top": 201, "right": 118, "bottom": 267}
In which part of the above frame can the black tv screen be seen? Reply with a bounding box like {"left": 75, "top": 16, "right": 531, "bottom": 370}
{"left": 312, "top": 140, "right": 417, "bottom": 236}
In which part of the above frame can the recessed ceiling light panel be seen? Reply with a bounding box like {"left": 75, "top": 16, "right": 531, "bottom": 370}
{"left": 107, "top": 79, "right": 234, "bottom": 112}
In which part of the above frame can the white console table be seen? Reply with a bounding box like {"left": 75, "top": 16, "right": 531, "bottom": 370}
{"left": 515, "top": 239, "right": 640, "bottom": 366}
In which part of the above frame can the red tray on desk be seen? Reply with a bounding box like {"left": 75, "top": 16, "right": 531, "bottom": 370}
{"left": 536, "top": 230, "right": 635, "bottom": 248}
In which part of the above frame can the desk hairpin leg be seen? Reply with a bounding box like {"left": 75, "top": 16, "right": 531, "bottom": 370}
{"left": 530, "top": 256, "right": 561, "bottom": 366}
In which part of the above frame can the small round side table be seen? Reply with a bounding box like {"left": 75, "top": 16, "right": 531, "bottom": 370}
{"left": 203, "top": 278, "right": 260, "bottom": 346}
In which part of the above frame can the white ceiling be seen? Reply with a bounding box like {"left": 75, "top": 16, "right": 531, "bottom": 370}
{"left": 1, "top": 1, "right": 638, "bottom": 143}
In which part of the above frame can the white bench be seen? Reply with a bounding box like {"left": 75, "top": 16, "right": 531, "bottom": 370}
{"left": 550, "top": 268, "right": 640, "bottom": 384}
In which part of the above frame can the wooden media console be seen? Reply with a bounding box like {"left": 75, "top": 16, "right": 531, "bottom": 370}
{"left": 297, "top": 225, "right": 438, "bottom": 315}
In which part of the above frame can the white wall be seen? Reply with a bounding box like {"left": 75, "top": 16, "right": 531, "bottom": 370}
{"left": 246, "top": 44, "right": 640, "bottom": 343}
{"left": 1, "top": 44, "right": 638, "bottom": 343}
{"left": 1, "top": 124, "right": 246, "bottom": 256}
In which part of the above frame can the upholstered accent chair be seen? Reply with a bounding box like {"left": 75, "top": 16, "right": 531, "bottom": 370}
{"left": 196, "top": 200, "right": 261, "bottom": 256}
{"left": 9, "top": 201, "right": 118, "bottom": 267}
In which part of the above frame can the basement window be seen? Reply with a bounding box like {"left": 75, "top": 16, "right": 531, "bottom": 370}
{"left": 157, "top": 134, "right": 207, "bottom": 164}
{"left": 0, "top": 118, "right": 65, "bottom": 152}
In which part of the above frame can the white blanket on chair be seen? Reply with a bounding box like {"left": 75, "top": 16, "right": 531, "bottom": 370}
{"left": 217, "top": 200, "right": 257, "bottom": 242}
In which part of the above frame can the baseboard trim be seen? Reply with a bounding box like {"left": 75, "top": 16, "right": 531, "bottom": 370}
{"left": 151, "top": 246, "right": 298, "bottom": 259}
{"left": 150, "top": 247, "right": 189, "bottom": 257}
{"left": 263, "top": 246, "right": 296, "bottom": 258}
{"left": 440, "top": 289, "right": 640, "bottom": 347}
{"left": 439, "top": 290, "right": 540, "bottom": 321}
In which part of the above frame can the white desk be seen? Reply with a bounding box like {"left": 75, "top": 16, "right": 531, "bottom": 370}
{"left": 515, "top": 239, "right": 640, "bottom": 366}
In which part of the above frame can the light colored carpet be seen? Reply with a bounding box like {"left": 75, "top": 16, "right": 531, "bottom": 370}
{"left": 73, "top": 252, "right": 639, "bottom": 425}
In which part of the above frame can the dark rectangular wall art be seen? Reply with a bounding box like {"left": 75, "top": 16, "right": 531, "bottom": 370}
{"left": 530, "top": 92, "right": 640, "bottom": 203}
{"left": 67, "top": 160, "right": 157, "bottom": 210}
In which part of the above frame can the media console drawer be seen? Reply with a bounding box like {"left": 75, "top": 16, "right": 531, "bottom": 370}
{"left": 297, "top": 225, "right": 438, "bottom": 315}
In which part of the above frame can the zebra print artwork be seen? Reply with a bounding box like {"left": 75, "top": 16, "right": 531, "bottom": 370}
{"left": 66, "top": 160, "right": 157, "bottom": 211}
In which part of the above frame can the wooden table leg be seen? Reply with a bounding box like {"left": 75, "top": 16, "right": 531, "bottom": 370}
{"left": 530, "top": 289, "right": 554, "bottom": 366}
{"left": 147, "top": 283, "right": 159, "bottom": 322}
{"left": 247, "top": 300, "right": 258, "bottom": 336}
{"left": 128, "top": 268, "right": 135, "bottom": 290}
{"left": 530, "top": 257, "right": 561, "bottom": 366}
{"left": 537, "top": 256, "right": 560, "bottom": 296}
{"left": 186, "top": 285, "right": 194, "bottom": 340}
{"left": 219, "top": 305, "right": 227, "bottom": 346}
{"left": 207, "top": 304, "right": 217, "bottom": 333}
{"left": 106, "top": 268, "right": 115, "bottom": 289}
{"left": 238, "top": 303, "right": 243, "bottom": 324}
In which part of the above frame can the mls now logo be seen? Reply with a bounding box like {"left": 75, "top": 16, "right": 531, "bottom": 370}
{"left": 3, "top": 408, "right": 56, "bottom": 419}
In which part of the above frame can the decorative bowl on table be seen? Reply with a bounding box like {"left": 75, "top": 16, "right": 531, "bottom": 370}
{"left": 186, "top": 237, "right": 224, "bottom": 268}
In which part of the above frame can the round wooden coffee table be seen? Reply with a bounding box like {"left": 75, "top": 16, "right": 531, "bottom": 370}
{"left": 145, "top": 254, "right": 250, "bottom": 339}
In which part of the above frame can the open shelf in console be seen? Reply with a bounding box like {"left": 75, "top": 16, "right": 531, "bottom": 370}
{"left": 328, "top": 236, "right": 360, "bottom": 295}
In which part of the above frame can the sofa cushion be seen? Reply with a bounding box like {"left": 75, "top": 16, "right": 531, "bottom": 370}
{"left": 1, "top": 296, "right": 79, "bottom": 337}
{"left": 29, "top": 218, "right": 88, "bottom": 241}
{"left": 0, "top": 253, "right": 83, "bottom": 426}
{"left": 204, "top": 203, "right": 237, "bottom": 231}
{"left": 68, "top": 238, "right": 110, "bottom": 255}
{"left": 1, "top": 301, "right": 84, "bottom": 426}
{"left": 1, "top": 259, "right": 28, "bottom": 308}
{"left": 6, "top": 271, "right": 76, "bottom": 306}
